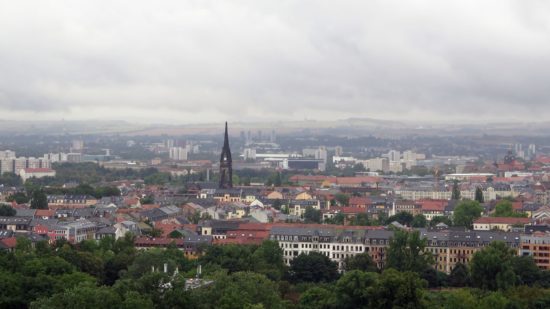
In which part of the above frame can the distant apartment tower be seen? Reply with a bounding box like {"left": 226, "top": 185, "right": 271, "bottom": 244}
{"left": 169, "top": 147, "right": 188, "bottom": 161}
{"left": 0, "top": 157, "right": 52, "bottom": 175}
{"left": 334, "top": 146, "right": 344, "bottom": 157}
{"left": 0, "top": 150, "right": 16, "bottom": 159}
{"left": 315, "top": 147, "right": 328, "bottom": 164}
{"left": 302, "top": 148, "right": 317, "bottom": 157}
{"left": 528, "top": 144, "right": 536, "bottom": 159}
{"left": 0, "top": 150, "right": 16, "bottom": 174}
{"left": 71, "top": 139, "right": 84, "bottom": 153}
{"left": 388, "top": 150, "right": 401, "bottom": 162}
{"left": 243, "top": 148, "right": 257, "bottom": 160}
{"left": 165, "top": 139, "right": 175, "bottom": 148}
{"left": 44, "top": 153, "right": 68, "bottom": 163}
{"left": 365, "top": 158, "right": 389, "bottom": 173}
{"left": 67, "top": 153, "right": 82, "bottom": 163}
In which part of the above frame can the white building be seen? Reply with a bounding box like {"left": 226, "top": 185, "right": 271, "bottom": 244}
{"left": 364, "top": 158, "right": 389, "bottom": 173}
{"left": 0, "top": 150, "right": 16, "bottom": 159}
{"left": 315, "top": 147, "right": 328, "bottom": 164}
{"left": 71, "top": 139, "right": 84, "bottom": 153}
{"left": 388, "top": 150, "right": 401, "bottom": 162}
{"left": 20, "top": 168, "right": 56, "bottom": 182}
{"left": 243, "top": 148, "right": 257, "bottom": 160}
{"left": 169, "top": 147, "right": 188, "bottom": 161}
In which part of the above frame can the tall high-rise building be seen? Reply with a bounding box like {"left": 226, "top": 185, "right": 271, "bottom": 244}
{"left": 243, "top": 148, "right": 257, "bottom": 160}
{"left": 165, "top": 139, "right": 175, "bottom": 148}
{"left": 388, "top": 150, "right": 401, "bottom": 162}
{"left": 169, "top": 147, "right": 188, "bottom": 161}
{"left": 528, "top": 144, "right": 536, "bottom": 159}
{"left": 0, "top": 150, "right": 15, "bottom": 159}
{"left": 315, "top": 147, "right": 328, "bottom": 164}
{"left": 219, "top": 122, "right": 233, "bottom": 189}
{"left": 71, "top": 139, "right": 84, "bottom": 153}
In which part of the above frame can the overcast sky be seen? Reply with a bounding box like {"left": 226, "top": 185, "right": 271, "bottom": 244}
{"left": 1, "top": 0, "right": 549, "bottom": 124}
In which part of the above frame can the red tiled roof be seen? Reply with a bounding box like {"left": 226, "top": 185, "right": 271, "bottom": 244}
{"left": 0, "top": 237, "right": 17, "bottom": 248}
{"left": 418, "top": 200, "right": 447, "bottom": 211}
{"left": 536, "top": 156, "right": 550, "bottom": 164}
{"left": 35, "top": 209, "right": 55, "bottom": 217}
{"left": 349, "top": 197, "right": 371, "bottom": 206}
{"left": 155, "top": 223, "right": 184, "bottom": 237}
{"left": 512, "top": 202, "right": 523, "bottom": 211}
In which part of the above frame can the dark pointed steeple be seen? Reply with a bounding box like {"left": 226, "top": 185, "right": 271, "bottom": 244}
{"left": 219, "top": 122, "right": 233, "bottom": 188}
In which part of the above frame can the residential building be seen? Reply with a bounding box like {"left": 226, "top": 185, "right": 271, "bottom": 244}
{"left": 19, "top": 168, "right": 56, "bottom": 182}
{"left": 473, "top": 217, "right": 531, "bottom": 232}
{"left": 169, "top": 147, "right": 188, "bottom": 161}
{"left": 520, "top": 232, "right": 550, "bottom": 270}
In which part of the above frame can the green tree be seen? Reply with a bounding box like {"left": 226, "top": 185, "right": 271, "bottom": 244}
{"left": 386, "top": 211, "right": 414, "bottom": 226}
{"left": 30, "top": 283, "right": 123, "bottom": 309}
{"left": 368, "top": 269, "right": 427, "bottom": 309}
{"left": 386, "top": 230, "right": 433, "bottom": 273}
{"left": 299, "top": 286, "right": 337, "bottom": 309}
{"left": 199, "top": 244, "right": 256, "bottom": 274}
{"left": 470, "top": 241, "right": 516, "bottom": 291}
{"left": 140, "top": 195, "right": 154, "bottom": 204}
{"left": 448, "top": 262, "right": 470, "bottom": 287}
{"left": 168, "top": 230, "right": 183, "bottom": 239}
{"left": 336, "top": 270, "right": 378, "bottom": 309}
{"left": 511, "top": 256, "right": 541, "bottom": 286}
{"left": 493, "top": 200, "right": 527, "bottom": 218}
{"left": 343, "top": 252, "right": 377, "bottom": 273}
{"left": 411, "top": 214, "right": 427, "bottom": 228}
{"left": 289, "top": 252, "right": 339, "bottom": 283}
{"left": 188, "top": 272, "right": 284, "bottom": 309}
{"left": 0, "top": 172, "right": 22, "bottom": 186}
{"left": 475, "top": 187, "right": 484, "bottom": 203}
{"left": 6, "top": 192, "right": 29, "bottom": 204}
{"left": 0, "top": 204, "right": 16, "bottom": 216}
{"left": 453, "top": 200, "right": 483, "bottom": 228}
{"left": 429, "top": 216, "right": 453, "bottom": 228}
{"left": 334, "top": 193, "right": 350, "bottom": 206}
{"left": 451, "top": 180, "right": 461, "bottom": 200}
{"left": 326, "top": 212, "right": 345, "bottom": 225}
{"left": 303, "top": 206, "right": 321, "bottom": 223}
{"left": 350, "top": 213, "right": 371, "bottom": 226}
{"left": 30, "top": 189, "right": 48, "bottom": 209}
{"left": 271, "top": 199, "right": 283, "bottom": 210}
{"left": 251, "top": 240, "right": 286, "bottom": 281}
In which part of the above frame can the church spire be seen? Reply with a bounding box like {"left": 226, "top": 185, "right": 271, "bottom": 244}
{"left": 219, "top": 122, "right": 233, "bottom": 188}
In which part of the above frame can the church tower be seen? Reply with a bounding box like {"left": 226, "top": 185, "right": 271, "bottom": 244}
{"left": 219, "top": 122, "right": 233, "bottom": 188}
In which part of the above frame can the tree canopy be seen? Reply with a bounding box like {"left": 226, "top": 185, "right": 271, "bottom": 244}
{"left": 289, "top": 252, "right": 339, "bottom": 283}
{"left": 453, "top": 200, "right": 483, "bottom": 228}
{"left": 386, "top": 230, "right": 433, "bottom": 273}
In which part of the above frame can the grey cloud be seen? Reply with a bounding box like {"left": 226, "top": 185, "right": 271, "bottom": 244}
{"left": 0, "top": 0, "right": 549, "bottom": 123}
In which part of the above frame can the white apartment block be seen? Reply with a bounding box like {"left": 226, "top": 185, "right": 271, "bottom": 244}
{"left": 169, "top": 147, "right": 188, "bottom": 161}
